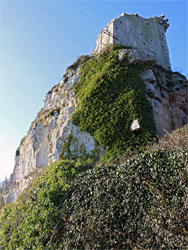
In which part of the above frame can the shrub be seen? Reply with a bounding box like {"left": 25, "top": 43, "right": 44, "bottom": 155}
{"left": 15, "top": 148, "right": 20, "bottom": 156}
{"left": 0, "top": 158, "right": 94, "bottom": 249}
{"left": 61, "top": 149, "right": 188, "bottom": 249}
{"left": 1, "top": 147, "right": 187, "bottom": 249}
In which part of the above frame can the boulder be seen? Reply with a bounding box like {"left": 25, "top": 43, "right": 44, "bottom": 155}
{"left": 130, "top": 119, "right": 142, "bottom": 132}
{"left": 118, "top": 49, "right": 157, "bottom": 67}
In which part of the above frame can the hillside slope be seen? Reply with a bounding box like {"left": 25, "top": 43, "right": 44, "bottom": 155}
{"left": 0, "top": 125, "right": 187, "bottom": 249}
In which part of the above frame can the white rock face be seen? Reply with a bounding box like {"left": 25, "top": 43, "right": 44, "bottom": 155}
{"left": 6, "top": 57, "right": 97, "bottom": 203}
{"left": 118, "top": 49, "right": 157, "bottom": 67}
{"left": 140, "top": 67, "right": 188, "bottom": 137}
{"left": 118, "top": 48, "right": 187, "bottom": 137}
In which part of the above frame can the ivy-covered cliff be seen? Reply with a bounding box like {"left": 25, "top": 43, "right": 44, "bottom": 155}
{"left": 71, "top": 46, "right": 156, "bottom": 155}
{"left": 1, "top": 43, "right": 188, "bottom": 249}
{"left": 5, "top": 45, "right": 188, "bottom": 203}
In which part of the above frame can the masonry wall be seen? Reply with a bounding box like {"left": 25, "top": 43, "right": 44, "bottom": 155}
{"left": 113, "top": 14, "right": 171, "bottom": 70}
{"left": 93, "top": 13, "right": 171, "bottom": 71}
{"left": 92, "top": 21, "right": 113, "bottom": 54}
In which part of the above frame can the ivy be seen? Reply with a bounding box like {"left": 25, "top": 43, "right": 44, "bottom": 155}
{"left": 59, "top": 134, "right": 74, "bottom": 160}
{"left": 15, "top": 148, "right": 20, "bottom": 156}
{"left": 0, "top": 148, "right": 187, "bottom": 249}
{"left": 72, "top": 45, "right": 156, "bottom": 157}
{"left": 1, "top": 44, "right": 187, "bottom": 250}
{"left": 59, "top": 133, "right": 101, "bottom": 163}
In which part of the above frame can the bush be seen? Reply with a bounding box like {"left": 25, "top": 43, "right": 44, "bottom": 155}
{"left": 61, "top": 149, "right": 188, "bottom": 249}
{"left": 0, "top": 158, "right": 95, "bottom": 249}
{"left": 15, "top": 148, "right": 20, "bottom": 156}
{"left": 1, "top": 147, "right": 187, "bottom": 249}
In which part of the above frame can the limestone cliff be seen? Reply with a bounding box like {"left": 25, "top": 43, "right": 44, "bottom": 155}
{"left": 119, "top": 48, "right": 187, "bottom": 137}
{"left": 142, "top": 66, "right": 188, "bottom": 137}
{"left": 6, "top": 14, "right": 188, "bottom": 203}
{"left": 6, "top": 56, "right": 97, "bottom": 203}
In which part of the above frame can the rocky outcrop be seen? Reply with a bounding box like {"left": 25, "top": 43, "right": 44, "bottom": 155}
{"left": 118, "top": 49, "right": 187, "bottom": 137}
{"left": 6, "top": 56, "right": 98, "bottom": 203}
{"left": 118, "top": 48, "right": 157, "bottom": 67}
{"left": 7, "top": 50, "right": 188, "bottom": 203}
{"left": 6, "top": 48, "right": 188, "bottom": 204}
{"left": 118, "top": 48, "right": 187, "bottom": 137}
{"left": 141, "top": 66, "right": 188, "bottom": 137}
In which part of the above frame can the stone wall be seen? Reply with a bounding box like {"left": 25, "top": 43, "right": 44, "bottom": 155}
{"left": 92, "top": 21, "right": 114, "bottom": 55}
{"left": 93, "top": 13, "right": 171, "bottom": 71}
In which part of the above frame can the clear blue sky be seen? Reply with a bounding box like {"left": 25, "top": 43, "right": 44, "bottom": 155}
{"left": 0, "top": 0, "right": 187, "bottom": 181}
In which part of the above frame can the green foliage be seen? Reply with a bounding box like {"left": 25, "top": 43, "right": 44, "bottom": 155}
{"left": 59, "top": 133, "right": 101, "bottom": 163}
{"left": 72, "top": 45, "right": 156, "bottom": 157}
{"left": 59, "top": 134, "right": 74, "bottom": 160}
{"left": 1, "top": 45, "right": 187, "bottom": 249}
{"left": 66, "top": 54, "right": 91, "bottom": 72}
{"left": 1, "top": 146, "right": 187, "bottom": 249}
{"left": 45, "top": 108, "right": 60, "bottom": 119}
{"left": 46, "top": 110, "right": 54, "bottom": 118}
{"left": 62, "top": 149, "right": 188, "bottom": 249}
{"left": 15, "top": 148, "right": 20, "bottom": 156}
{"left": 0, "top": 158, "right": 95, "bottom": 249}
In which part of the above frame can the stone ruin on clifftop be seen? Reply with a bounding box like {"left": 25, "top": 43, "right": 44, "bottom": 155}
{"left": 92, "top": 12, "right": 171, "bottom": 71}
{"left": 5, "top": 12, "right": 188, "bottom": 204}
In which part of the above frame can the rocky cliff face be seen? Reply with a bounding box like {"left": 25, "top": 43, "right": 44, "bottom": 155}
{"left": 119, "top": 48, "right": 188, "bottom": 137}
{"left": 142, "top": 66, "right": 188, "bottom": 137}
{"left": 6, "top": 56, "right": 97, "bottom": 203}
{"left": 6, "top": 48, "right": 187, "bottom": 203}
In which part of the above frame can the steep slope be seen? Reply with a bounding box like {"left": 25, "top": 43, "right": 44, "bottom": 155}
{"left": 6, "top": 45, "right": 188, "bottom": 203}
{"left": 6, "top": 56, "right": 97, "bottom": 203}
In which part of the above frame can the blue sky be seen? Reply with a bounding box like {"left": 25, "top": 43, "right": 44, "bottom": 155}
{"left": 0, "top": 0, "right": 187, "bottom": 181}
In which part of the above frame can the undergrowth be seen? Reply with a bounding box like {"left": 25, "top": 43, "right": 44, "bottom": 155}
{"left": 0, "top": 126, "right": 188, "bottom": 249}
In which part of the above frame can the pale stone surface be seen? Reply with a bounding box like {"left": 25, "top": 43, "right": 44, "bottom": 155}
{"left": 92, "top": 21, "right": 114, "bottom": 55}
{"left": 141, "top": 67, "right": 188, "bottom": 137}
{"left": 118, "top": 49, "right": 127, "bottom": 61}
{"left": 93, "top": 12, "right": 171, "bottom": 70}
{"left": 130, "top": 119, "right": 142, "bottom": 132}
{"left": 140, "top": 69, "right": 156, "bottom": 83}
{"left": 118, "top": 49, "right": 157, "bottom": 67}
{"left": 7, "top": 59, "right": 187, "bottom": 203}
{"left": 6, "top": 57, "right": 97, "bottom": 203}
{"left": 5, "top": 193, "right": 15, "bottom": 204}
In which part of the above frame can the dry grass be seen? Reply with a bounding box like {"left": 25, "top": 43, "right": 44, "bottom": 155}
{"left": 154, "top": 125, "right": 188, "bottom": 151}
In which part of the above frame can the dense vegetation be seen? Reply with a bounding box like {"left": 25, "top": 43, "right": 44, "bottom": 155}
{"left": 72, "top": 45, "right": 156, "bottom": 157}
{"left": 0, "top": 46, "right": 187, "bottom": 249}
{"left": 0, "top": 126, "right": 187, "bottom": 249}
